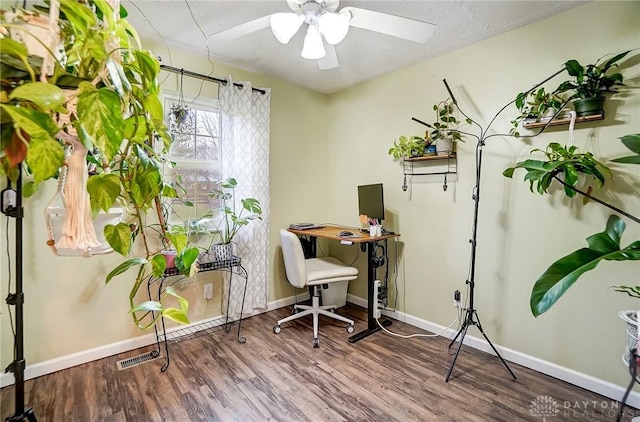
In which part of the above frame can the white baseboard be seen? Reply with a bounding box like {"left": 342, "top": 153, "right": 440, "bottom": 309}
{"left": 3, "top": 292, "right": 638, "bottom": 411}
{"left": 0, "top": 292, "right": 309, "bottom": 389}
{"left": 343, "top": 293, "right": 640, "bottom": 410}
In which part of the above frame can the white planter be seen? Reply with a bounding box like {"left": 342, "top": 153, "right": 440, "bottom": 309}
{"left": 619, "top": 310, "right": 639, "bottom": 367}
{"left": 200, "top": 243, "right": 233, "bottom": 263}
{"left": 435, "top": 138, "right": 454, "bottom": 156}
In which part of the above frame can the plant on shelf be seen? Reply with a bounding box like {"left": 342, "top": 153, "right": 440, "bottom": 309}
{"left": 0, "top": 0, "right": 199, "bottom": 329}
{"left": 503, "top": 134, "right": 640, "bottom": 317}
{"left": 430, "top": 98, "right": 472, "bottom": 156}
{"left": 510, "top": 88, "right": 566, "bottom": 137}
{"left": 388, "top": 135, "right": 427, "bottom": 159}
{"left": 555, "top": 50, "right": 633, "bottom": 117}
{"left": 201, "top": 178, "right": 262, "bottom": 262}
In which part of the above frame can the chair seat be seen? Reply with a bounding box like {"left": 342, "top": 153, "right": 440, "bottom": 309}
{"left": 306, "top": 257, "right": 358, "bottom": 285}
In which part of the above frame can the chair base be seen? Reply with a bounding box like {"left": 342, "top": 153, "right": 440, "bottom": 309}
{"left": 273, "top": 286, "right": 355, "bottom": 348}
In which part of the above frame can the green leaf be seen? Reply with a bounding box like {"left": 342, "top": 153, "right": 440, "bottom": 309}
{"left": 612, "top": 134, "right": 640, "bottom": 164}
{"left": 9, "top": 83, "right": 67, "bottom": 112}
{"left": 105, "top": 257, "right": 147, "bottom": 283}
{"left": 104, "top": 222, "right": 133, "bottom": 256}
{"left": 0, "top": 104, "right": 60, "bottom": 140}
{"left": 150, "top": 253, "right": 167, "bottom": 278}
{"left": 87, "top": 173, "right": 121, "bottom": 214}
{"left": 0, "top": 39, "right": 35, "bottom": 81}
{"left": 130, "top": 300, "right": 163, "bottom": 313}
{"left": 162, "top": 308, "right": 190, "bottom": 325}
{"left": 77, "top": 84, "right": 124, "bottom": 162}
{"left": 531, "top": 215, "right": 640, "bottom": 316}
{"left": 176, "top": 246, "right": 200, "bottom": 276}
{"left": 26, "top": 137, "right": 65, "bottom": 182}
{"left": 22, "top": 181, "right": 40, "bottom": 198}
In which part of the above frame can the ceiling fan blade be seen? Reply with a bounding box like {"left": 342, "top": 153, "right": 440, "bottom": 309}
{"left": 317, "top": 44, "right": 339, "bottom": 70}
{"left": 342, "top": 7, "right": 436, "bottom": 43}
{"left": 210, "top": 15, "right": 273, "bottom": 42}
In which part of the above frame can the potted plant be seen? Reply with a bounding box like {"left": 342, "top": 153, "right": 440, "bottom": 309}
{"left": 388, "top": 135, "right": 427, "bottom": 159}
{"left": 200, "top": 177, "right": 262, "bottom": 263}
{"left": 510, "top": 87, "right": 566, "bottom": 136}
{"left": 0, "top": 0, "right": 199, "bottom": 329}
{"left": 555, "top": 50, "right": 633, "bottom": 117}
{"left": 503, "top": 134, "right": 640, "bottom": 318}
{"left": 430, "top": 98, "right": 471, "bottom": 156}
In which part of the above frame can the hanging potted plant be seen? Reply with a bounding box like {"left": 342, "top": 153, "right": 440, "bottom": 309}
{"left": 555, "top": 50, "right": 632, "bottom": 117}
{"left": 200, "top": 177, "right": 262, "bottom": 263}
{"left": 504, "top": 134, "right": 640, "bottom": 365}
{"left": 0, "top": 0, "right": 199, "bottom": 329}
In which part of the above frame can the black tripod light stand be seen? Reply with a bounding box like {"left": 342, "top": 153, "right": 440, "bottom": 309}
{"left": 431, "top": 72, "right": 564, "bottom": 382}
{"left": 444, "top": 137, "right": 516, "bottom": 382}
{"left": 2, "top": 164, "right": 37, "bottom": 421}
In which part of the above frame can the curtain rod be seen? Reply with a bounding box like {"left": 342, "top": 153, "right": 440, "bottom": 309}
{"left": 159, "top": 64, "right": 266, "bottom": 95}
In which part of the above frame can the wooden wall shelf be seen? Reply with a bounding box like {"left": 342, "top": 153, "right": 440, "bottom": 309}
{"left": 523, "top": 113, "right": 604, "bottom": 129}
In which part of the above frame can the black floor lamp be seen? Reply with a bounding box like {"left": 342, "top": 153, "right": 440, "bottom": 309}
{"left": 413, "top": 74, "right": 565, "bottom": 382}
{"left": 2, "top": 164, "right": 37, "bottom": 421}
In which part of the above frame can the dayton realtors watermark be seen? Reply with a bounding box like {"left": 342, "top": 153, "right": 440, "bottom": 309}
{"left": 529, "top": 395, "right": 639, "bottom": 420}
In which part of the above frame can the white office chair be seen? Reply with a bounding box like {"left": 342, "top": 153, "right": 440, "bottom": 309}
{"left": 274, "top": 229, "right": 357, "bottom": 348}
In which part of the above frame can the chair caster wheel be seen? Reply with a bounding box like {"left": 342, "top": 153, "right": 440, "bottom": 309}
{"left": 273, "top": 325, "right": 281, "bottom": 334}
{"left": 347, "top": 325, "right": 355, "bottom": 334}
{"left": 312, "top": 338, "right": 320, "bottom": 348}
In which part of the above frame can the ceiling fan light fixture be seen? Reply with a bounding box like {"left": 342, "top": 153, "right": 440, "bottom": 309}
{"left": 316, "top": 10, "right": 350, "bottom": 45}
{"left": 301, "top": 24, "right": 326, "bottom": 60}
{"left": 270, "top": 12, "right": 304, "bottom": 44}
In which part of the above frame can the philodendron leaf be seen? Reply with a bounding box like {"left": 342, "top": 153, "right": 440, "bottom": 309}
{"left": 531, "top": 215, "right": 640, "bottom": 317}
{"left": 612, "top": 134, "right": 640, "bottom": 164}
{"left": 105, "top": 257, "right": 147, "bottom": 283}
{"left": 87, "top": 173, "right": 121, "bottom": 215}
{"left": 104, "top": 222, "right": 134, "bottom": 256}
{"left": 130, "top": 300, "right": 163, "bottom": 313}
{"left": 176, "top": 246, "right": 200, "bottom": 277}
{"left": 165, "top": 232, "right": 187, "bottom": 254}
{"left": 9, "top": 83, "right": 67, "bottom": 113}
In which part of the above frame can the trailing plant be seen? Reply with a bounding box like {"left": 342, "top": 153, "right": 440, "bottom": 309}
{"left": 510, "top": 88, "right": 565, "bottom": 137}
{"left": 208, "top": 178, "right": 262, "bottom": 245}
{"left": 388, "top": 135, "right": 426, "bottom": 159}
{"left": 430, "top": 98, "right": 472, "bottom": 142}
{"left": 504, "top": 135, "right": 640, "bottom": 316}
{"left": 0, "top": 0, "right": 198, "bottom": 329}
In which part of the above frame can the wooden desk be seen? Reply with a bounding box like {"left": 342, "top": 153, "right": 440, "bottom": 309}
{"left": 288, "top": 225, "right": 398, "bottom": 343}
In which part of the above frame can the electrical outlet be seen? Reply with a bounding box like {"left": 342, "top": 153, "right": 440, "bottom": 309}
{"left": 453, "top": 290, "right": 461, "bottom": 308}
{"left": 373, "top": 280, "right": 381, "bottom": 319}
{"left": 204, "top": 283, "right": 213, "bottom": 300}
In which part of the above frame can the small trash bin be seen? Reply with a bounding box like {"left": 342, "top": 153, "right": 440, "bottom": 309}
{"left": 321, "top": 280, "right": 349, "bottom": 308}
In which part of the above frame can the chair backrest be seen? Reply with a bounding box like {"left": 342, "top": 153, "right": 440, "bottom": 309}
{"left": 279, "top": 229, "right": 308, "bottom": 288}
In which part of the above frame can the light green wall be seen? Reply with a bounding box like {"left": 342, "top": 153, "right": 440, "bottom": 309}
{"left": 0, "top": 40, "right": 329, "bottom": 366}
{"left": 0, "top": 0, "right": 637, "bottom": 394}
{"left": 327, "top": 1, "right": 639, "bottom": 389}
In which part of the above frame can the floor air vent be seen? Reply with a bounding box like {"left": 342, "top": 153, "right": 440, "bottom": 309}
{"left": 116, "top": 351, "right": 160, "bottom": 371}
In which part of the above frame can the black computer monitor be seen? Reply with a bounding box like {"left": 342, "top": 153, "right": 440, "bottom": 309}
{"left": 358, "top": 183, "right": 385, "bottom": 224}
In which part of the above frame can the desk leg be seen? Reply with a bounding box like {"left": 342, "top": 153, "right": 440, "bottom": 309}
{"left": 349, "top": 241, "right": 391, "bottom": 343}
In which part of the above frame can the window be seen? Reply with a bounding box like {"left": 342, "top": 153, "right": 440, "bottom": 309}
{"left": 163, "top": 94, "right": 221, "bottom": 226}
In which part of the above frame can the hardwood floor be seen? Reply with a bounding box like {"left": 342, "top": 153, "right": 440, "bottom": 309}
{"left": 1, "top": 304, "right": 637, "bottom": 421}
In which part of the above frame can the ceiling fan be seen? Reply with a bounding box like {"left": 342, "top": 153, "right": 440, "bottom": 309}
{"left": 209, "top": 0, "right": 436, "bottom": 70}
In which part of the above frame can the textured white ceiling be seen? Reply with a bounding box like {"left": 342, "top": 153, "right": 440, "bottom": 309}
{"left": 123, "top": 1, "right": 587, "bottom": 94}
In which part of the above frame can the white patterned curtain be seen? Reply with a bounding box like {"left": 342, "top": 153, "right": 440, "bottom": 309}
{"left": 219, "top": 77, "right": 270, "bottom": 318}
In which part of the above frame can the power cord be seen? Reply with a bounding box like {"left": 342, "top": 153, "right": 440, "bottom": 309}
{"left": 375, "top": 307, "right": 462, "bottom": 339}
